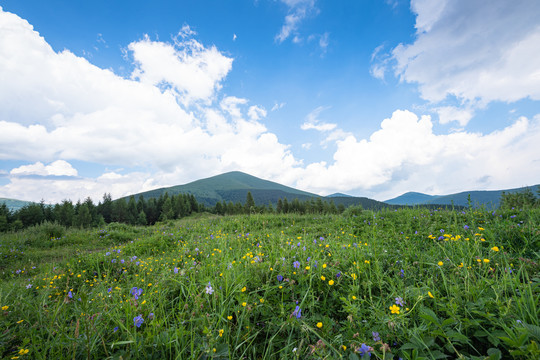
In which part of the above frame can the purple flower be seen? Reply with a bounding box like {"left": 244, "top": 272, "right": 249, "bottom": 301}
{"left": 292, "top": 305, "right": 301, "bottom": 319}
{"left": 336, "top": 271, "right": 342, "bottom": 278}
{"left": 107, "top": 287, "right": 112, "bottom": 293}
{"left": 133, "top": 315, "right": 144, "bottom": 328}
{"left": 400, "top": 269, "right": 404, "bottom": 278}
{"left": 26, "top": 284, "right": 32, "bottom": 289}
{"left": 113, "top": 326, "right": 118, "bottom": 332}
{"left": 372, "top": 331, "right": 381, "bottom": 341}
{"left": 357, "top": 343, "right": 371, "bottom": 357}
{"left": 277, "top": 275, "right": 283, "bottom": 282}
{"left": 293, "top": 261, "right": 300, "bottom": 269}
{"left": 174, "top": 267, "right": 179, "bottom": 274}
{"left": 148, "top": 313, "right": 154, "bottom": 320}
{"left": 395, "top": 297, "right": 405, "bottom": 306}
{"left": 131, "top": 287, "right": 143, "bottom": 300}
{"left": 464, "top": 225, "right": 469, "bottom": 230}
{"left": 68, "top": 290, "right": 73, "bottom": 299}
{"left": 205, "top": 282, "right": 214, "bottom": 295}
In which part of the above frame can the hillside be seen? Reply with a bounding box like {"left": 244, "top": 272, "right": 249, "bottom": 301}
{"left": 0, "top": 197, "right": 33, "bottom": 212}
{"left": 122, "top": 171, "right": 392, "bottom": 210}
{"left": 385, "top": 184, "right": 540, "bottom": 208}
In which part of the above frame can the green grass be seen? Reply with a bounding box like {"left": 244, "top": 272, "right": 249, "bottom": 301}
{"left": 0, "top": 208, "right": 539, "bottom": 359}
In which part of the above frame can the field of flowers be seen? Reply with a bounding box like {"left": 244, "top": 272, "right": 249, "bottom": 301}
{"left": 0, "top": 207, "right": 539, "bottom": 359}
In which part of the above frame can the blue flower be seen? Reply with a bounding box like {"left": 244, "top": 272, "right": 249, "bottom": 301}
{"left": 357, "top": 343, "right": 371, "bottom": 357}
{"left": 277, "top": 275, "right": 283, "bottom": 282}
{"left": 67, "top": 290, "right": 73, "bottom": 299}
{"left": 113, "top": 326, "right": 118, "bottom": 332}
{"left": 292, "top": 305, "right": 301, "bottom": 319}
{"left": 395, "top": 297, "right": 405, "bottom": 306}
{"left": 293, "top": 261, "right": 300, "bottom": 269}
{"left": 131, "top": 287, "right": 143, "bottom": 300}
{"left": 372, "top": 331, "right": 380, "bottom": 341}
{"left": 133, "top": 315, "right": 144, "bottom": 328}
{"left": 174, "top": 267, "right": 179, "bottom": 274}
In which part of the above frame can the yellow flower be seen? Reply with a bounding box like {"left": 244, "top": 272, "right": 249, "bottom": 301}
{"left": 364, "top": 260, "right": 370, "bottom": 264}
{"left": 18, "top": 349, "right": 29, "bottom": 355}
{"left": 218, "top": 329, "right": 224, "bottom": 337}
{"left": 279, "top": 285, "right": 283, "bottom": 289}
{"left": 242, "top": 302, "right": 247, "bottom": 307}
{"left": 483, "top": 259, "right": 490, "bottom": 263}
{"left": 351, "top": 273, "right": 357, "bottom": 280}
{"left": 328, "top": 280, "right": 334, "bottom": 286}
{"left": 259, "top": 298, "right": 264, "bottom": 303}
{"left": 316, "top": 322, "right": 323, "bottom": 328}
{"left": 389, "top": 304, "right": 400, "bottom": 314}
{"left": 322, "top": 264, "right": 327, "bottom": 269}
{"left": 491, "top": 246, "right": 499, "bottom": 252}
{"left": 227, "top": 315, "right": 233, "bottom": 320}
{"left": 352, "top": 296, "right": 357, "bottom": 300}
{"left": 147, "top": 283, "right": 152, "bottom": 287}
{"left": 16, "top": 320, "right": 24, "bottom": 324}
{"left": 305, "top": 266, "right": 310, "bottom": 270}
{"left": 341, "top": 345, "right": 347, "bottom": 351}
{"left": 437, "top": 261, "right": 443, "bottom": 266}
{"left": 241, "top": 286, "right": 246, "bottom": 292}
{"left": 428, "top": 291, "right": 434, "bottom": 298}
{"left": 141, "top": 300, "right": 146, "bottom": 305}
{"left": 320, "top": 275, "right": 326, "bottom": 281}
{"left": 1, "top": 306, "right": 8, "bottom": 311}
{"left": 478, "top": 227, "right": 484, "bottom": 231}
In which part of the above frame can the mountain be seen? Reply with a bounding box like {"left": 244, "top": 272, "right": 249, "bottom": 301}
{"left": 326, "top": 193, "right": 353, "bottom": 198}
{"left": 123, "top": 171, "right": 392, "bottom": 210}
{"left": 0, "top": 198, "right": 34, "bottom": 212}
{"left": 385, "top": 185, "right": 540, "bottom": 208}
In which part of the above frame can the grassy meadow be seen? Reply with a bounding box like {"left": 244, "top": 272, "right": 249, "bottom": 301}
{"left": 0, "top": 207, "right": 539, "bottom": 359}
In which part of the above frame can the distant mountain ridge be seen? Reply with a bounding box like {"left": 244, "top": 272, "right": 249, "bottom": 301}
{"left": 123, "top": 171, "right": 391, "bottom": 210}
{"left": 384, "top": 184, "right": 540, "bottom": 208}
{"left": 0, "top": 198, "right": 34, "bottom": 212}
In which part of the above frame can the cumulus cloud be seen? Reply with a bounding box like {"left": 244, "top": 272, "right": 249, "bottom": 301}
{"left": 296, "top": 110, "right": 540, "bottom": 199}
{"left": 129, "top": 27, "right": 233, "bottom": 105}
{"left": 10, "top": 160, "right": 78, "bottom": 177}
{"left": 390, "top": 0, "right": 540, "bottom": 105}
{"left": 435, "top": 106, "right": 474, "bottom": 127}
{"left": 0, "top": 7, "right": 300, "bottom": 202}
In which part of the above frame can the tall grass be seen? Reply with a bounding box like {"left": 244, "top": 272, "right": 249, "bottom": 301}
{"left": 0, "top": 208, "right": 538, "bottom": 359}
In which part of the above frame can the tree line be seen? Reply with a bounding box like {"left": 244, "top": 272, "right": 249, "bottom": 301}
{"left": 0, "top": 192, "right": 346, "bottom": 232}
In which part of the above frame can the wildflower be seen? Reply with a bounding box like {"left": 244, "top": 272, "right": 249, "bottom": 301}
{"left": 293, "top": 261, "right": 300, "bottom": 269}
{"left": 133, "top": 315, "right": 144, "bottom": 328}
{"left": 259, "top": 298, "right": 264, "bottom": 303}
{"left": 351, "top": 273, "right": 357, "bottom": 280}
{"left": 491, "top": 246, "right": 499, "bottom": 252}
{"left": 218, "top": 329, "right": 224, "bottom": 337}
{"left": 352, "top": 295, "right": 357, "bottom": 300}
{"left": 478, "top": 227, "right": 484, "bottom": 231}
{"left": 428, "top": 291, "right": 434, "bottom": 298}
{"left": 389, "top": 304, "right": 400, "bottom": 314}
{"left": 395, "top": 297, "right": 405, "bottom": 306}
{"left": 328, "top": 280, "right": 334, "bottom": 286}
{"left": 174, "top": 267, "right": 179, "bottom": 274}
{"left": 205, "top": 282, "right": 214, "bottom": 295}
{"left": 277, "top": 275, "right": 283, "bottom": 282}
{"left": 25, "top": 284, "right": 32, "bottom": 289}
{"left": 437, "top": 261, "right": 443, "bottom": 266}
{"left": 242, "top": 302, "right": 247, "bottom": 307}
{"left": 107, "top": 288, "right": 112, "bottom": 293}
{"left": 322, "top": 263, "right": 327, "bottom": 269}
{"left": 357, "top": 343, "right": 372, "bottom": 357}
{"left": 483, "top": 259, "right": 490, "bottom": 263}
{"left": 16, "top": 320, "right": 24, "bottom": 324}
{"left": 113, "top": 326, "right": 118, "bottom": 332}
{"left": 18, "top": 349, "right": 29, "bottom": 355}
{"left": 372, "top": 331, "right": 381, "bottom": 341}
{"left": 342, "top": 345, "right": 347, "bottom": 351}
{"left": 321, "top": 275, "right": 326, "bottom": 281}
{"left": 305, "top": 266, "right": 310, "bottom": 270}
{"left": 68, "top": 291, "right": 73, "bottom": 299}
{"left": 399, "top": 269, "right": 404, "bottom": 278}
{"left": 241, "top": 286, "right": 246, "bottom": 292}
{"left": 464, "top": 225, "right": 469, "bottom": 230}
{"left": 148, "top": 313, "right": 154, "bottom": 320}
{"left": 227, "top": 315, "right": 233, "bottom": 320}
{"left": 316, "top": 322, "right": 323, "bottom": 328}
{"left": 292, "top": 305, "right": 302, "bottom": 319}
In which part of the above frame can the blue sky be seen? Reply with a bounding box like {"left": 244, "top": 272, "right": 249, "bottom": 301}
{"left": 0, "top": 0, "right": 539, "bottom": 204}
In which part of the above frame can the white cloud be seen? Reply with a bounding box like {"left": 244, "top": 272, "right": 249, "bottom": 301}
{"left": 435, "top": 106, "right": 474, "bottom": 126}
{"left": 296, "top": 110, "right": 540, "bottom": 199}
{"left": 275, "top": 0, "right": 317, "bottom": 43}
{"left": 271, "top": 102, "right": 286, "bottom": 111}
{"left": 0, "top": 7, "right": 301, "bottom": 202}
{"left": 10, "top": 160, "right": 78, "bottom": 177}
{"left": 390, "top": 0, "right": 540, "bottom": 105}
{"left": 129, "top": 28, "right": 233, "bottom": 105}
{"left": 301, "top": 106, "right": 336, "bottom": 132}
